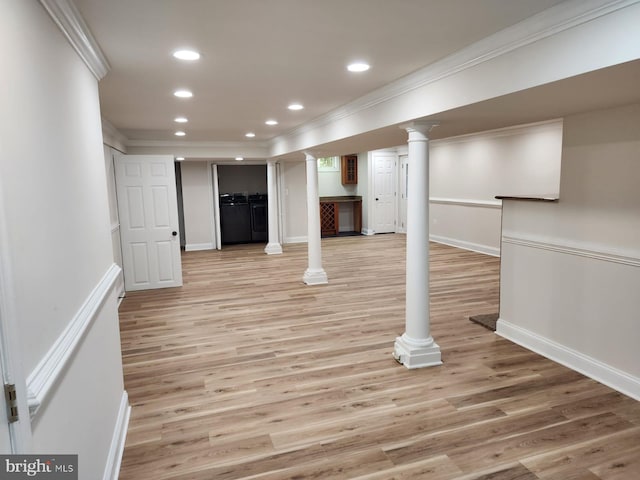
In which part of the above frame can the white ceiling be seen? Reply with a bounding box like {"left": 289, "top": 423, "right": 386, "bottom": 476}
{"left": 75, "top": 0, "right": 568, "bottom": 146}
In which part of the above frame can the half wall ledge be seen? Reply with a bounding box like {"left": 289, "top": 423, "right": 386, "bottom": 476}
{"left": 495, "top": 195, "right": 559, "bottom": 202}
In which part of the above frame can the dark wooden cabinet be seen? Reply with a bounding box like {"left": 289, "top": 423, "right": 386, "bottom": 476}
{"left": 320, "top": 202, "right": 339, "bottom": 237}
{"left": 341, "top": 155, "right": 358, "bottom": 185}
{"left": 319, "top": 196, "right": 362, "bottom": 237}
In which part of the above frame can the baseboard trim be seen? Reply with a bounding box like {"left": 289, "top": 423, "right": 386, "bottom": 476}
{"left": 284, "top": 236, "right": 307, "bottom": 244}
{"left": 430, "top": 234, "right": 500, "bottom": 257}
{"left": 429, "top": 197, "right": 502, "bottom": 209}
{"left": 497, "top": 318, "right": 640, "bottom": 401}
{"left": 102, "top": 391, "right": 131, "bottom": 480}
{"left": 361, "top": 228, "right": 376, "bottom": 236}
{"left": 185, "top": 243, "right": 214, "bottom": 252}
{"left": 26, "top": 263, "right": 121, "bottom": 417}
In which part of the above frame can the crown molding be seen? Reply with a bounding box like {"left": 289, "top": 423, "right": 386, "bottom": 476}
{"left": 39, "top": 0, "right": 110, "bottom": 80}
{"left": 430, "top": 118, "right": 563, "bottom": 146}
{"left": 125, "top": 140, "right": 270, "bottom": 149}
{"left": 270, "top": 0, "right": 639, "bottom": 151}
{"left": 124, "top": 139, "right": 271, "bottom": 160}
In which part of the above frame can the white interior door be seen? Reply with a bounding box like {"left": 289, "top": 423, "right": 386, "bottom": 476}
{"left": 115, "top": 155, "right": 183, "bottom": 291}
{"left": 373, "top": 153, "right": 397, "bottom": 233}
{"left": 398, "top": 155, "right": 409, "bottom": 233}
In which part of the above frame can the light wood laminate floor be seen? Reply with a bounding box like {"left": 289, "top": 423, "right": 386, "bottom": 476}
{"left": 117, "top": 234, "right": 640, "bottom": 479}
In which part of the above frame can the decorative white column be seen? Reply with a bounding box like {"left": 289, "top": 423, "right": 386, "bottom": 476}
{"left": 264, "top": 159, "right": 283, "bottom": 255}
{"left": 302, "top": 153, "right": 328, "bottom": 285}
{"left": 393, "top": 122, "right": 442, "bottom": 368}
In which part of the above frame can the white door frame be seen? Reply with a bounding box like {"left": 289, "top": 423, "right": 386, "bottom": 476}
{"left": 0, "top": 183, "right": 32, "bottom": 451}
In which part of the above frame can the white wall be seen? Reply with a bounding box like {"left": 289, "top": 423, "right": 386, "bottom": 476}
{"left": 0, "top": 2, "right": 127, "bottom": 476}
{"left": 281, "top": 160, "right": 308, "bottom": 243}
{"left": 427, "top": 120, "right": 562, "bottom": 255}
{"left": 498, "top": 103, "right": 640, "bottom": 399}
{"left": 318, "top": 170, "right": 357, "bottom": 197}
{"left": 218, "top": 164, "right": 267, "bottom": 195}
{"left": 181, "top": 161, "right": 215, "bottom": 250}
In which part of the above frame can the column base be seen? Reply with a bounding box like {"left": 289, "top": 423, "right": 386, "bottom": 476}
{"left": 393, "top": 334, "right": 442, "bottom": 369}
{"left": 302, "top": 268, "right": 328, "bottom": 285}
{"left": 264, "top": 242, "right": 283, "bottom": 255}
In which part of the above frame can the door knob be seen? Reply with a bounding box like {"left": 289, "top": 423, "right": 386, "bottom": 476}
{"left": 375, "top": 198, "right": 379, "bottom": 201}
{"left": 172, "top": 231, "right": 177, "bottom": 236}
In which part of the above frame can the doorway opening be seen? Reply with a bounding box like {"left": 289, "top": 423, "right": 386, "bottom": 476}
{"left": 215, "top": 165, "right": 268, "bottom": 246}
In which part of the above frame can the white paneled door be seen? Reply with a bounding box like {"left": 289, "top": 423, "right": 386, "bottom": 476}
{"left": 373, "top": 153, "right": 397, "bottom": 233}
{"left": 115, "top": 155, "right": 183, "bottom": 291}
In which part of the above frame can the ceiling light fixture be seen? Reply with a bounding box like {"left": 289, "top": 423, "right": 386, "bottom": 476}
{"left": 245, "top": 132, "right": 255, "bottom": 138}
{"left": 175, "top": 131, "right": 186, "bottom": 136}
{"left": 176, "top": 157, "right": 185, "bottom": 161}
{"left": 173, "top": 50, "right": 200, "bottom": 61}
{"left": 235, "top": 157, "right": 244, "bottom": 161}
{"left": 347, "top": 62, "right": 370, "bottom": 72}
{"left": 173, "top": 89, "right": 193, "bottom": 98}
{"left": 174, "top": 117, "right": 188, "bottom": 123}
{"left": 288, "top": 103, "right": 304, "bottom": 111}
{"left": 265, "top": 119, "right": 278, "bottom": 126}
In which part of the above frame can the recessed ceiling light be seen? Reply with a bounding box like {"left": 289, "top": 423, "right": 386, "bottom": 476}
{"left": 245, "top": 132, "right": 255, "bottom": 138}
{"left": 176, "top": 157, "right": 185, "bottom": 161}
{"left": 347, "top": 62, "right": 370, "bottom": 72}
{"left": 174, "top": 89, "right": 193, "bottom": 98}
{"left": 265, "top": 119, "right": 278, "bottom": 126}
{"left": 288, "top": 103, "right": 304, "bottom": 111}
{"left": 235, "top": 157, "right": 244, "bottom": 161}
{"left": 173, "top": 50, "right": 200, "bottom": 61}
{"left": 175, "top": 131, "right": 186, "bottom": 136}
{"left": 174, "top": 117, "right": 188, "bottom": 123}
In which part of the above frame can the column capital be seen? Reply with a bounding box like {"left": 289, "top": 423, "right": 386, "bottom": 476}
{"left": 266, "top": 158, "right": 278, "bottom": 166}
{"left": 303, "top": 152, "right": 316, "bottom": 162}
{"left": 400, "top": 121, "right": 440, "bottom": 138}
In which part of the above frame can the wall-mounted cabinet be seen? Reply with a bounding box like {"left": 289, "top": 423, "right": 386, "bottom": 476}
{"left": 341, "top": 155, "right": 358, "bottom": 184}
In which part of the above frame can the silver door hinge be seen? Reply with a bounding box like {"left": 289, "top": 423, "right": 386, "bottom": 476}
{"left": 4, "top": 384, "right": 18, "bottom": 423}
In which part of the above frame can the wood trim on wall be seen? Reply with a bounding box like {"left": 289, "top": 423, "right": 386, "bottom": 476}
{"left": 429, "top": 197, "right": 502, "bottom": 209}
{"left": 430, "top": 234, "right": 500, "bottom": 257}
{"left": 502, "top": 234, "right": 640, "bottom": 267}
{"left": 185, "top": 243, "right": 215, "bottom": 252}
{"left": 102, "top": 391, "right": 131, "bottom": 480}
{"left": 497, "top": 318, "right": 640, "bottom": 401}
{"left": 26, "top": 263, "right": 121, "bottom": 417}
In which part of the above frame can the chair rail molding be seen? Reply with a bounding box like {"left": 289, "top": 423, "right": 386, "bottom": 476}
{"left": 26, "top": 263, "right": 121, "bottom": 417}
{"left": 502, "top": 234, "right": 640, "bottom": 267}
